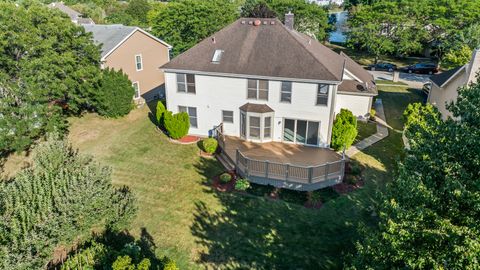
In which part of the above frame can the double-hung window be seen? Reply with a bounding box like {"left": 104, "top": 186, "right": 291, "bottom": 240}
{"left": 132, "top": 82, "right": 140, "bottom": 99}
{"left": 222, "top": 110, "right": 234, "bottom": 123}
{"left": 247, "top": 79, "right": 268, "bottom": 100}
{"left": 280, "top": 81, "right": 292, "bottom": 103}
{"left": 179, "top": 106, "right": 198, "bottom": 128}
{"left": 177, "top": 74, "right": 196, "bottom": 94}
{"left": 135, "top": 54, "right": 143, "bottom": 71}
{"left": 316, "top": 84, "right": 329, "bottom": 106}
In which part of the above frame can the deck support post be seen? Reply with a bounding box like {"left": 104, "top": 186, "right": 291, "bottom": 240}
{"left": 265, "top": 161, "right": 269, "bottom": 178}
{"left": 324, "top": 162, "right": 330, "bottom": 181}
{"left": 308, "top": 167, "right": 313, "bottom": 184}
{"left": 285, "top": 164, "right": 290, "bottom": 181}
{"left": 236, "top": 148, "right": 240, "bottom": 175}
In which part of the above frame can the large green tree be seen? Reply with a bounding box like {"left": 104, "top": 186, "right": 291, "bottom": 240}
{"left": 348, "top": 0, "right": 480, "bottom": 60}
{"left": 240, "top": 0, "right": 330, "bottom": 41}
{"left": 350, "top": 82, "right": 480, "bottom": 268}
{"left": 150, "top": 0, "right": 238, "bottom": 56}
{"left": 0, "top": 135, "right": 137, "bottom": 269}
{"left": 0, "top": 1, "right": 102, "bottom": 114}
{"left": 95, "top": 68, "right": 135, "bottom": 118}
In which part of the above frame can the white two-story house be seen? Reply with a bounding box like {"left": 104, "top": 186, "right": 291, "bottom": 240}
{"left": 161, "top": 15, "right": 376, "bottom": 190}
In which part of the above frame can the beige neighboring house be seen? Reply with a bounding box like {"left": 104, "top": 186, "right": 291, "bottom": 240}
{"left": 48, "top": 2, "right": 95, "bottom": 25}
{"left": 428, "top": 49, "right": 480, "bottom": 119}
{"left": 83, "top": 24, "right": 172, "bottom": 103}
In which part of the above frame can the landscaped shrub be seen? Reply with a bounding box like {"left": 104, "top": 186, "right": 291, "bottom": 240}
{"left": 219, "top": 172, "right": 232, "bottom": 183}
{"left": 345, "top": 174, "right": 359, "bottom": 185}
{"left": 161, "top": 256, "right": 180, "bottom": 270}
{"left": 156, "top": 100, "right": 167, "bottom": 126}
{"left": 331, "top": 109, "right": 358, "bottom": 151}
{"left": 369, "top": 108, "right": 376, "bottom": 121}
{"left": 95, "top": 68, "right": 135, "bottom": 118}
{"left": 112, "top": 255, "right": 150, "bottom": 270}
{"left": 307, "top": 191, "right": 323, "bottom": 205}
{"left": 201, "top": 138, "right": 218, "bottom": 154}
{"left": 164, "top": 111, "right": 190, "bottom": 139}
{"left": 235, "top": 178, "right": 251, "bottom": 191}
{"left": 349, "top": 162, "right": 362, "bottom": 176}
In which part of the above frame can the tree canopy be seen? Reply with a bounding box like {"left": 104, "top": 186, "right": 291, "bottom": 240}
{"left": 0, "top": 135, "right": 136, "bottom": 269}
{"left": 350, "top": 81, "right": 480, "bottom": 268}
{"left": 150, "top": 0, "right": 238, "bottom": 56}
{"left": 95, "top": 68, "right": 135, "bottom": 118}
{"left": 241, "top": 0, "right": 330, "bottom": 41}
{"left": 348, "top": 0, "right": 480, "bottom": 60}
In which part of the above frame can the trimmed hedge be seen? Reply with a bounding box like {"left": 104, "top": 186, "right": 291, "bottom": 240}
{"left": 331, "top": 109, "right": 358, "bottom": 151}
{"left": 164, "top": 111, "right": 190, "bottom": 139}
{"left": 201, "top": 138, "right": 218, "bottom": 154}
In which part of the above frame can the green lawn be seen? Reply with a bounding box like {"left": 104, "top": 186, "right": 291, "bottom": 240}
{"left": 355, "top": 121, "right": 377, "bottom": 144}
{"left": 1, "top": 85, "right": 424, "bottom": 269}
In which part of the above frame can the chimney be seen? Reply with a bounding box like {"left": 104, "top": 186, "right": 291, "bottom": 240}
{"left": 285, "top": 12, "right": 294, "bottom": 30}
{"left": 466, "top": 49, "right": 480, "bottom": 85}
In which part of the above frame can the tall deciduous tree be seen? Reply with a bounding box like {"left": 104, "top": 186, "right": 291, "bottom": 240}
{"left": 150, "top": 0, "right": 238, "bottom": 56}
{"left": 241, "top": 0, "right": 330, "bottom": 41}
{"left": 0, "top": 2, "right": 102, "bottom": 114}
{"left": 350, "top": 82, "right": 480, "bottom": 269}
{"left": 0, "top": 135, "right": 137, "bottom": 269}
{"left": 348, "top": 0, "right": 480, "bottom": 59}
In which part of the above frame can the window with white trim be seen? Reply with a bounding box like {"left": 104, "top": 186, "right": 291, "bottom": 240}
{"left": 176, "top": 74, "right": 196, "bottom": 94}
{"left": 247, "top": 79, "right": 268, "bottom": 100}
{"left": 280, "top": 81, "right": 292, "bottom": 103}
{"left": 179, "top": 106, "right": 198, "bottom": 128}
{"left": 316, "top": 84, "right": 329, "bottom": 106}
{"left": 132, "top": 82, "right": 140, "bottom": 99}
{"left": 135, "top": 54, "right": 143, "bottom": 71}
{"left": 222, "top": 110, "right": 233, "bottom": 123}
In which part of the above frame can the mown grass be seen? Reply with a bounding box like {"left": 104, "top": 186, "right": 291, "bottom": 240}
{"left": 1, "top": 85, "right": 424, "bottom": 269}
{"left": 355, "top": 121, "right": 377, "bottom": 144}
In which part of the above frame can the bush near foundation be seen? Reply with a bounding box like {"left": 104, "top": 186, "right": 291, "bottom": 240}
{"left": 331, "top": 109, "right": 358, "bottom": 151}
{"left": 164, "top": 111, "right": 190, "bottom": 139}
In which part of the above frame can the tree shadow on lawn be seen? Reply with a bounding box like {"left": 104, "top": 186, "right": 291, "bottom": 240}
{"left": 192, "top": 157, "right": 383, "bottom": 269}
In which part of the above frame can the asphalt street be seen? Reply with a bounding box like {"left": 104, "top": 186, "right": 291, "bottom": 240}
{"left": 369, "top": 70, "right": 431, "bottom": 88}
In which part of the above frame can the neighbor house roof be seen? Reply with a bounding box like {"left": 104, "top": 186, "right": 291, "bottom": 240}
{"left": 239, "top": 103, "right": 274, "bottom": 113}
{"left": 162, "top": 18, "right": 345, "bottom": 83}
{"left": 83, "top": 24, "right": 172, "bottom": 60}
{"left": 48, "top": 2, "right": 94, "bottom": 24}
{"left": 430, "top": 66, "right": 465, "bottom": 87}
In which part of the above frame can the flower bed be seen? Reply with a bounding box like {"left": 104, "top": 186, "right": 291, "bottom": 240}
{"left": 169, "top": 135, "right": 200, "bottom": 145}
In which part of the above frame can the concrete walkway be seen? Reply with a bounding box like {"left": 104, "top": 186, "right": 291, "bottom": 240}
{"left": 345, "top": 99, "right": 389, "bottom": 157}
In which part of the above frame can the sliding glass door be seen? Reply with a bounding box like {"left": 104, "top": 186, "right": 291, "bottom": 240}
{"left": 283, "top": 118, "right": 320, "bottom": 146}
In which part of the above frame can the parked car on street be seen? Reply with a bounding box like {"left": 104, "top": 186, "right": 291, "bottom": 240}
{"left": 400, "top": 63, "right": 439, "bottom": 74}
{"left": 367, "top": 62, "right": 397, "bottom": 72}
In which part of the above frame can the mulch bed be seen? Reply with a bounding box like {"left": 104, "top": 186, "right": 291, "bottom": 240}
{"left": 211, "top": 171, "right": 237, "bottom": 192}
{"left": 332, "top": 180, "right": 365, "bottom": 194}
{"left": 169, "top": 135, "right": 201, "bottom": 145}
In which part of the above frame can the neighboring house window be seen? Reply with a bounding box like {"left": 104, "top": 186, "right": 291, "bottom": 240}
{"left": 316, "top": 84, "right": 329, "bottom": 106}
{"left": 247, "top": 79, "right": 268, "bottom": 100}
{"left": 179, "top": 106, "right": 198, "bottom": 128}
{"left": 135, "top": 54, "right": 143, "bottom": 71}
{"left": 222, "top": 110, "right": 234, "bottom": 123}
{"left": 132, "top": 82, "right": 140, "bottom": 99}
{"left": 177, "top": 74, "right": 196, "bottom": 94}
{"left": 280, "top": 81, "right": 292, "bottom": 103}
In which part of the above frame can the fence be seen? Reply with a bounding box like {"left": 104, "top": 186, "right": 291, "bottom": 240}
{"left": 213, "top": 123, "right": 346, "bottom": 190}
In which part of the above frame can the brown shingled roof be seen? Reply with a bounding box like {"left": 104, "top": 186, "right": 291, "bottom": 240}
{"left": 239, "top": 103, "right": 274, "bottom": 113}
{"left": 162, "top": 18, "right": 345, "bottom": 82}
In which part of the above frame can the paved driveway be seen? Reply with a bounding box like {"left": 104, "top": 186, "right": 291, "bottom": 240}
{"left": 369, "top": 70, "right": 431, "bottom": 88}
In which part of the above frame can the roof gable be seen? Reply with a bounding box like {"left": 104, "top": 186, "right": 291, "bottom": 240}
{"left": 162, "top": 18, "right": 345, "bottom": 82}
{"left": 83, "top": 24, "right": 172, "bottom": 60}
{"left": 430, "top": 66, "right": 465, "bottom": 87}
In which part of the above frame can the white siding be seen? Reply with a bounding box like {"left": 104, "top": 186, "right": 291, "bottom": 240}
{"left": 165, "top": 73, "right": 336, "bottom": 147}
{"left": 335, "top": 94, "right": 372, "bottom": 117}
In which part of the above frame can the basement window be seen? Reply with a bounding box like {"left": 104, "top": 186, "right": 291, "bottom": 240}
{"left": 212, "top": 50, "right": 224, "bottom": 63}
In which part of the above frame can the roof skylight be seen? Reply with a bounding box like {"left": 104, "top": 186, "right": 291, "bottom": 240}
{"left": 212, "top": 49, "right": 224, "bottom": 63}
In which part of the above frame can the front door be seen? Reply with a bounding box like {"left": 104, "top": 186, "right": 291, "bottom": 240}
{"left": 283, "top": 118, "right": 320, "bottom": 146}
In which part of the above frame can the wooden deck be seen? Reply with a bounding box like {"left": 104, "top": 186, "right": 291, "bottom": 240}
{"left": 223, "top": 136, "right": 342, "bottom": 166}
